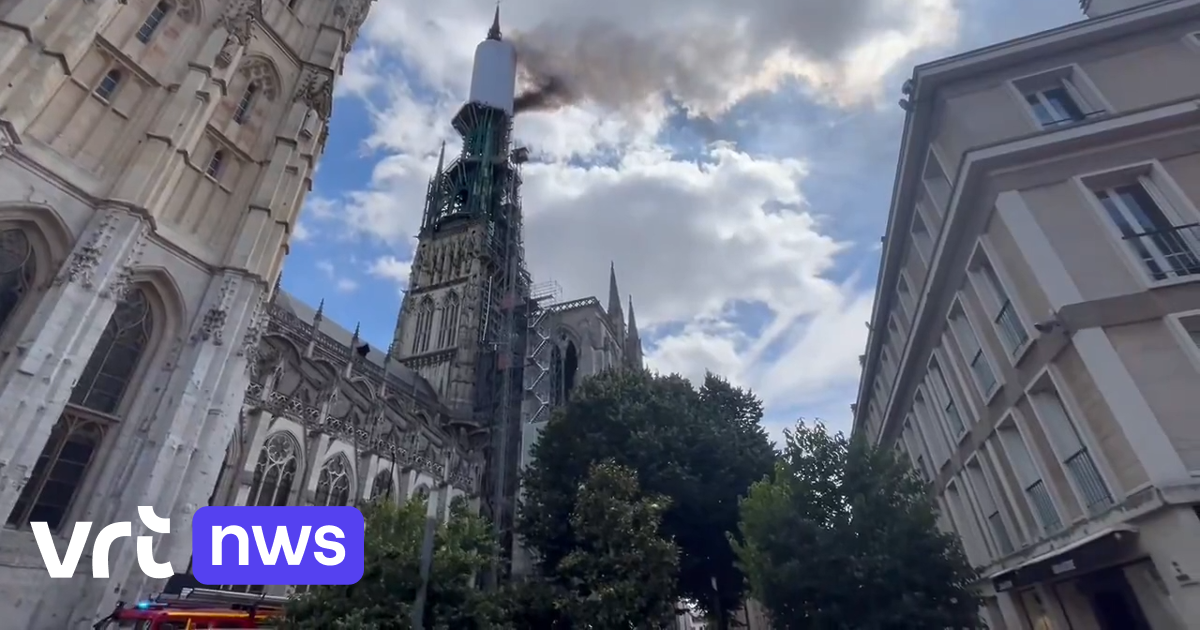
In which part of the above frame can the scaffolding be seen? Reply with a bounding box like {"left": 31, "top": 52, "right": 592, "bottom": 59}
{"left": 416, "top": 100, "right": 532, "bottom": 588}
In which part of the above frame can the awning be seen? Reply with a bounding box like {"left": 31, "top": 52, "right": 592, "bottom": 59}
{"left": 990, "top": 525, "right": 1138, "bottom": 592}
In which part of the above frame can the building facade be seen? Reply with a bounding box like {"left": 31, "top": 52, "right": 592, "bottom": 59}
{"left": 854, "top": 0, "right": 1200, "bottom": 628}
{"left": 0, "top": 0, "right": 375, "bottom": 627}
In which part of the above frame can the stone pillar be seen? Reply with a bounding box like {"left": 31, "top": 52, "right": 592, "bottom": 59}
{"left": 67, "top": 272, "right": 267, "bottom": 624}
{"left": 0, "top": 208, "right": 147, "bottom": 524}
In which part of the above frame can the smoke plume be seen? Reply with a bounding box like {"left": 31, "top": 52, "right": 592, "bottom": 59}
{"left": 508, "top": 0, "right": 957, "bottom": 115}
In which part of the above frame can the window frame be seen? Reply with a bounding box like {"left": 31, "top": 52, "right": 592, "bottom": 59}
{"left": 996, "top": 411, "right": 1065, "bottom": 537}
{"left": 1008, "top": 64, "right": 1111, "bottom": 131}
{"left": 1076, "top": 161, "right": 1200, "bottom": 288}
{"left": 136, "top": 1, "right": 173, "bottom": 44}
{"left": 967, "top": 239, "right": 1033, "bottom": 363}
{"left": 94, "top": 68, "right": 124, "bottom": 102}
{"left": 1024, "top": 367, "right": 1120, "bottom": 515}
{"left": 927, "top": 354, "right": 967, "bottom": 440}
{"left": 946, "top": 296, "right": 1002, "bottom": 402}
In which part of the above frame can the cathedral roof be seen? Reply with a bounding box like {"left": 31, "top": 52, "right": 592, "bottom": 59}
{"left": 271, "top": 291, "right": 443, "bottom": 409}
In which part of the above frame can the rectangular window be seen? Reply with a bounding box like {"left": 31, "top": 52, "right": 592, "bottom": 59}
{"left": 946, "top": 481, "right": 988, "bottom": 566}
{"left": 902, "top": 420, "right": 931, "bottom": 481}
{"left": 913, "top": 392, "right": 951, "bottom": 466}
{"left": 911, "top": 213, "right": 934, "bottom": 263}
{"left": 897, "top": 273, "right": 915, "bottom": 319}
{"left": 970, "top": 253, "right": 1028, "bottom": 355}
{"left": 1023, "top": 84, "right": 1087, "bottom": 127}
{"left": 1094, "top": 178, "right": 1200, "bottom": 282}
{"left": 928, "top": 359, "right": 965, "bottom": 436}
{"left": 996, "top": 420, "right": 1062, "bottom": 534}
{"left": 922, "top": 151, "right": 952, "bottom": 216}
{"left": 966, "top": 459, "right": 1014, "bottom": 556}
{"left": 948, "top": 303, "right": 998, "bottom": 396}
{"left": 1030, "top": 388, "right": 1113, "bottom": 514}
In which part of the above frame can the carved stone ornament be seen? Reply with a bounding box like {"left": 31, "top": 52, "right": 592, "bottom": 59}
{"left": 238, "top": 286, "right": 269, "bottom": 364}
{"left": 101, "top": 223, "right": 148, "bottom": 301}
{"left": 295, "top": 67, "right": 333, "bottom": 121}
{"left": 193, "top": 275, "right": 240, "bottom": 345}
{"left": 53, "top": 210, "right": 119, "bottom": 290}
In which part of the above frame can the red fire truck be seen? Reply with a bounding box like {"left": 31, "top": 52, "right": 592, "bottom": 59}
{"left": 94, "top": 576, "right": 286, "bottom": 629}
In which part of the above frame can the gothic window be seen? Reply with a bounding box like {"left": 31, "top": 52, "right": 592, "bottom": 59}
{"left": 437, "top": 292, "right": 460, "bottom": 349}
{"left": 314, "top": 455, "right": 351, "bottom": 506}
{"left": 371, "top": 469, "right": 393, "bottom": 501}
{"left": 9, "top": 288, "right": 154, "bottom": 531}
{"left": 233, "top": 83, "right": 257, "bottom": 124}
{"left": 95, "top": 69, "right": 122, "bottom": 101}
{"left": 413, "top": 484, "right": 431, "bottom": 504}
{"left": 246, "top": 433, "right": 298, "bottom": 507}
{"left": 551, "top": 338, "right": 579, "bottom": 406}
{"left": 0, "top": 229, "right": 36, "bottom": 337}
{"left": 205, "top": 149, "right": 225, "bottom": 179}
{"left": 550, "top": 344, "right": 563, "bottom": 406}
{"left": 411, "top": 297, "right": 434, "bottom": 354}
{"left": 136, "top": 2, "right": 171, "bottom": 43}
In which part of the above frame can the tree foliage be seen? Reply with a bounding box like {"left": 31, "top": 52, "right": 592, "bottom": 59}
{"left": 556, "top": 461, "right": 679, "bottom": 627}
{"left": 519, "top": 368, "right": 775, "bottom": 625}
{"left": 733, "top": 421, "right": 982, "bottom": 630}
{"left": 282, "top": 498, "right": 503, "bottom": 629}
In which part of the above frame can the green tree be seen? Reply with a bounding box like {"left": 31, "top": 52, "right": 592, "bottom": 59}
{"left": 282, "top": 498, "right": 502, "bottom": 629}
{"left": 556, "top": 461, "right": 679, "bottom": 628}
{"left": 519, "top": 369, "right": 775, "bottom": 627}
{"left": 733, "top": 421, "right": 982, "bottom": 630}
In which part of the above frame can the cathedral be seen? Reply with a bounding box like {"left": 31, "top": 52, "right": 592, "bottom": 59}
{"left": 0, "top": 0, "right": 639, "bottom": 627}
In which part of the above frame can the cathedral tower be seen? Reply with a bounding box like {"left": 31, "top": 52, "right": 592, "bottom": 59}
{"left": 391, "top": 7, "right": 530, "bottom": 585}
{"left": 0, "top": 1, "right": 374, "bottom": 627}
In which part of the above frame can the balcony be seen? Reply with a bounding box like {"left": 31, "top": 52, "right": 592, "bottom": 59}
{"left": 1121, "top": 222, "right": 1200, "bottom": 282}
{"left": 1065, "top": 449, "right": 1113, "bottom": 514}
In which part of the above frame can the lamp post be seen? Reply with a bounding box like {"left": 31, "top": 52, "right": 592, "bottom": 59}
{"left": 410, "top": 476, "right": 451, "bottom": 628}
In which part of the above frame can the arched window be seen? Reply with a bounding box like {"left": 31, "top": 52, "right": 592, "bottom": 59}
{"left": 205, "top": 150, "right": 225, "bottom": 179}
{"left": 246, "top": 433, "right": 298, "bottom": 506}
{"left": 437, "top": 292, "right": 459, "bottom": 349}
{"left": 412, "top": 484, "right": 431, "bottom": 504}
{"left": 410, "top": 297, "right": 434, "bottom": 354}
{"left": 233, "top": 83, "right": 257, "bottom": 124}
{"left": 287, "top": 0, "right": 301, "bottom": 10}
{"left": 9, "top": 288, "right": 154, "bottom": 530}
{"left": 314, "top": 455, "right": 351, "bottom": 506}
{"left": 136, "top": 2, "right": 172, "bottom": 43}
{"left": 95, "top": 69, "right": 122, "bottom": 101}
{"left": 0, "top": 229, "right": 36, "bottom": 336}
{"left": 550, "top": 344, "right": 563, "bottom": 406}
{"left": 371, "top": 469, "right": 393, "bottom": 501}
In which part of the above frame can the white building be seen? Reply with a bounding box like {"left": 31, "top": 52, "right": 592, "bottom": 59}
{"left": 854, "top": 0, "right": 1200, "bottom": 628}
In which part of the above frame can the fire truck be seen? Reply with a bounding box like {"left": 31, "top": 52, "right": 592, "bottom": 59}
{"left": 93, "top": 575, "right": 287, "bottom": 629}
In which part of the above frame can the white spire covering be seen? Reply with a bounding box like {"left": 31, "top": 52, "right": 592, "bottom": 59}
{"left": 467, "top": 6, "right": 517, "bottom": 114}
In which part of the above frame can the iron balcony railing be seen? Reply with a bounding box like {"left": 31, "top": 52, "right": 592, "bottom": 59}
{"left": 1025, "top": 479, "right": 1062, "bottom": 535}
{"left": 1065, "top": 449, "right": 1113, "bottom": 514}
{"left": 994, "top": 300, "right": 1028, "bottom": 354}
{"left": 1121, "top": 222, "right": 1200, "bottom": 282}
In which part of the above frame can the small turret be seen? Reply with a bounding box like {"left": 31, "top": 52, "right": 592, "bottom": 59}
{"left": 626, "top": 296, "right": 643, "bottom": 370}
{"left": 607, "top": 263, "right": 625, "bottom": 343}
{"left": 305, "top": 299, "right": 324, "bottom": 358}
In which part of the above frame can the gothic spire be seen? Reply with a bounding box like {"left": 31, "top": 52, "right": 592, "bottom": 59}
{"left": 607, "top": 262, "right": 623, "bottom": 324}
{"left": 487, "top": 4, "right": 502, "bottom": 40}
{"left": 627, "top": 295, "right": 639, "bottom": 342}
{"left": 626, "top": 295, "right": 643, "bottom": 370}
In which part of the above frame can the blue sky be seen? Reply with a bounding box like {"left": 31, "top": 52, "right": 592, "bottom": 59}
{"left": 286, "top": 0, "right": 1085, "bottom": 443}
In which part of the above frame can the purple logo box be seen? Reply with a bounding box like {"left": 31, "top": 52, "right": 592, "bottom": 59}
{"left": 191, "top": 506, "right": 364, "bottom": 586}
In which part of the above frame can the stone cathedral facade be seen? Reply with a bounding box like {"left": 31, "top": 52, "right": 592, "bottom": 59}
{"left": 0, "top": 0, "right": 410, "bottom": 627}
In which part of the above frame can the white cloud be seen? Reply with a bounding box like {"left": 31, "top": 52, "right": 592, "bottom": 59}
{"left": 307, "top": 0, "right": 973, "bottom": 430}
{"left": 293, "top": 221, "right": 311, "bottom": 242}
